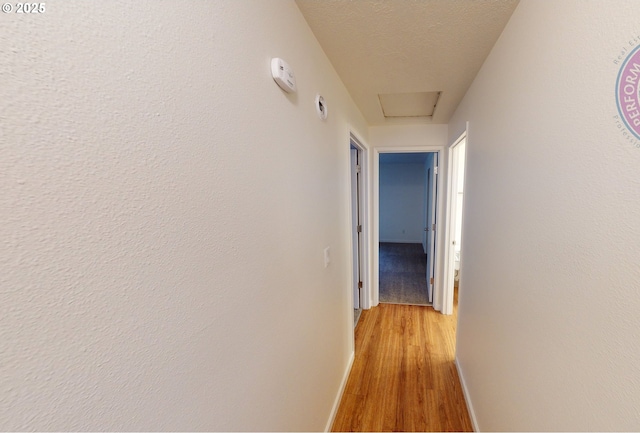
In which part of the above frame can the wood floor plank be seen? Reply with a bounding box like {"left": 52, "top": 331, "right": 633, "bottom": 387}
{"left": 331, "top": 291, "right": 472, "bottom": 432}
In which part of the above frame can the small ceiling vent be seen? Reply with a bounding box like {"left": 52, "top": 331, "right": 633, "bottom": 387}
{"left": 378, "top": 91, "right": 442, "bottom": 118}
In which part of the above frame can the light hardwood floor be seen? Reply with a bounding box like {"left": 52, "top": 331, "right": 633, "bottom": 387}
{"left": 331, "top": 289, "right": 472, "bottom": 432}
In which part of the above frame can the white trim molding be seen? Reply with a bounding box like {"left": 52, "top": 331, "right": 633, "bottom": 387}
{"left": 325, "top": 351, "right": 355, "bottom": 432}
{"left": 349, "top": 130, "right": 371, "bottom": 310}
{"left": 442, "top": 130, "right": 467, "bottom": 315}
{"left": 455, "top": 356, "right": 479, "bottom": 432}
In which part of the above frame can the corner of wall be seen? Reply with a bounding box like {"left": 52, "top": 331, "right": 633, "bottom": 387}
{"left": 324, "top": 351, "right": 355, "bottom": 432}
{"left": 455, "top": 357, "right": 479, "bottom": 432}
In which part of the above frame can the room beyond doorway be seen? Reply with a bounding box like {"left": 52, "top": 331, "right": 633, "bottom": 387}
{"left": 378, "top": 152, "right": 436, "bottom": 306}
{"left": 379, "top": 242, "right": 429, "bottom": 305}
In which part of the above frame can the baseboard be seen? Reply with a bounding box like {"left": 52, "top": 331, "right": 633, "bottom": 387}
{"left": 455, "top": 357, "right": 480, "bottom": 432}
{"left": 379, "top": 239, "right": 422, "bottom": 244}
{"left": 324, "top": 351, "right": 355, "bottom": 432}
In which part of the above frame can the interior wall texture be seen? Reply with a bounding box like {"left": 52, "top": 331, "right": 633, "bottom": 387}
{"left": 370, "top": 124, "right": 448, "bottom": 149}
{"left": 0, "top": 1, "right": 368, "bottom": 430}
{"left": 449, "top": 1, "right": 640, "bottom": 430}
{"left": 379, "top": 163, "right": 426, "bottom": 243}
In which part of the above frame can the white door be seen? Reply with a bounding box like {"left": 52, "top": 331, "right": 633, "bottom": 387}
{"left": 443, "top": 135, "right": 467, "bottom": 314}
{"left": 426, "top": 153, "right": 438, "bottom": 303}
{"left": 422, "top": 164, "right": 429, "bottom": 254}
{"left": 350, "top": 148, "right": 361, "bottom": 309}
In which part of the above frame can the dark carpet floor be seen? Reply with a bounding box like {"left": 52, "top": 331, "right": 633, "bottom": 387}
{"left": 354, "top": 308, "right": 362, "bottom": 327}
{"left": 379, "top": 242, "right": 430, "bottom": 305}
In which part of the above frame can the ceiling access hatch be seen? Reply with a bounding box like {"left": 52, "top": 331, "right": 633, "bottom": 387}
{"left": 378, "top": 91, "right": 442, "bottom": 118}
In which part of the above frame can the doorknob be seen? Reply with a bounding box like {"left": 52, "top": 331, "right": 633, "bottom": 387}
{"left": 424, "top": 228, "right": 428, "bottom": 231}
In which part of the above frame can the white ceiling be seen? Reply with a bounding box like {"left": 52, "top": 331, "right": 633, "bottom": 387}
{"left": 295, "top": 0, "right": 519, "bottom": 125}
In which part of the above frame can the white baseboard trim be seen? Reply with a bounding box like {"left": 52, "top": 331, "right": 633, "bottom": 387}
{"left": 324, "top": 351, "right": 355, "bottom": 432}
{"left": 455, "top": 356, "right": 479, "bottom": 432}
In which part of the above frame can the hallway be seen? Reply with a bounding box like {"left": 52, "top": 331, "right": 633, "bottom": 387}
{"left": 332, "top": 290, "right": 471, "bottom": 432}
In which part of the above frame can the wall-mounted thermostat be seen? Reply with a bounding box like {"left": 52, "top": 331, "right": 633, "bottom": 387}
{"left": 271, "top": 58, "right": 296, "bottom": 93}
{"left": 315, "top": 94, "right": 328, "bottom": 120}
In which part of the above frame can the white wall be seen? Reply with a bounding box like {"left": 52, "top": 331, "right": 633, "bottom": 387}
{"left": 370, "top": 124, "right": 448, "bottom": 149}
{"left": 453, "top": 141, "right": 466, "bottom": 256}
{"left": 0, "top": 1, "right": 368, "bottom": 430}
{"left": 379, "top": 163, "right": 426, "bottom": 243}
{"left": 450, "top": 1, "right": 640, "bottom": 430}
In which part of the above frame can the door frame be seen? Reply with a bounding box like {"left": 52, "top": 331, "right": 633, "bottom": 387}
{"left": 442, "top": 130, "right": 468, "bottom": 315}
{"left": 373, "top": 145, "right": 446, "bottom": 311}
{"left": 425, "top": 153, "right": 438, "bottom": 304}
{"left": 349, "top": 132, "right": 371, "bottom": 313}
{"left": 350, "top": 147, "right": 360, "bottom": 310}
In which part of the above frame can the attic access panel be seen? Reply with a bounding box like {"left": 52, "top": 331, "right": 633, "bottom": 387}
{"left": 378, "top": 91, "right": 442, "bottom": 118}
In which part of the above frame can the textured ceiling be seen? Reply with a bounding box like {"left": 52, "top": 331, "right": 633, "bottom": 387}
{"left": 296, "top": 0, "right": 519, "bottom": 125}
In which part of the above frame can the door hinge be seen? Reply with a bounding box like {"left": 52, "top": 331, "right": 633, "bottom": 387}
{"left": 356, "top": 164, "right": 361, "bottom": 173}
{"left": 357, "top": 224, "right": 362, "bottom": 233}
{"left": 432, "top": 223, "right": 436, "bottom": 231}
{"left": 430, "top": 277, "right": 434, "bottom": 285}
{"left": 434, "top": 166, "right": 439, "bottom": 175}
{"left": 358, "top": 281, "right": 363, "bottom": 289}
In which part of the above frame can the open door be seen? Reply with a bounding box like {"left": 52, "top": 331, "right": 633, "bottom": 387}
{"left": 350, "top": 147, "right": 362, "bottom": 311}
{"left": 443, "top": 135, "right": 466, "bottom": 314}
{"left": 426, "top": 153, "right": 438, "bottom": 303}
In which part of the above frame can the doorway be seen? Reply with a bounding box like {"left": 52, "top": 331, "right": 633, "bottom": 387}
{"left": 373, "top": 146, "right": 445, "bottom": 310}
{"left": 349, "top": 134, "right": 368, "bottom": 327}
{"left": 425, "top": 152, "right": 438, "bottom": 304}
{"left": 378, "top": 152, "right": 437, "bottom": 306}
{"left": 443, "top": 133, "right": 467, "bottom": 314}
